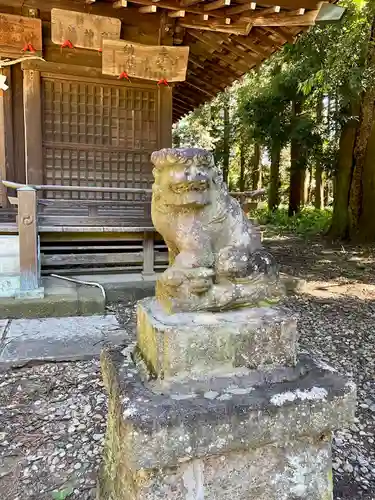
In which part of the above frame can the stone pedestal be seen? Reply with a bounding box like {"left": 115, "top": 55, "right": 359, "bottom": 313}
{"left": 99, "top": 298, "right": 356, "bottom": 500}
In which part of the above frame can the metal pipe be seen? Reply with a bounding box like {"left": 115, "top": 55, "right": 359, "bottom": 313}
{"left": 49, "top": 273, "right": 106, "bottom": 301}
{"left": 0, "top": 56, "right": 46, "bottom": 68}
{"left": 2, "top": 180, "right": 152, "bottom": 194}
{"left": 2, "top": 180, "right": 265, "bottom": 198}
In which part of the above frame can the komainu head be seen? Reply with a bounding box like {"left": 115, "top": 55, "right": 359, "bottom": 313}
{"left": 151, "top": 148, "right": 225, "bottom": 208}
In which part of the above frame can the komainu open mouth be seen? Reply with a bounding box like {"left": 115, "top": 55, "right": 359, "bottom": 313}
{"left": 170, "top": 180, "right": 209, "bottom": 194}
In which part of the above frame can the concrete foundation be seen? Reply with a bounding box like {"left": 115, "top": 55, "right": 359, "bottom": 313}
{"left": 0, "top": 235, "right": 20, "bottom": 298}
{"left": 0, "top": 276, "right": 105, "bottom": 319}
{"left": 99, "top": 301, "right": 356, "bottom": 500}
{"left": 0, "top": 274, "right": 157, "bottom": 319}
{"left": 99, "top": 346, "right": 355, "bottom": 500}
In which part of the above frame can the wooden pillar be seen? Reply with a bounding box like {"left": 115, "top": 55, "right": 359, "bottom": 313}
{"left": 143, "top": 231, "right": 155, "bottom": 276}
{"left": 12, "top": 65, "right": 26, "bottom": 185}
{"left": 17, "top": 186, "right": 43, "bottom": 296}
{"left": 23, "top": 69, "right": 43, "bottom": 185}
{"left": 158, "top": 85, "right": 173, "bottom": 148}
{"left": 0, "top": 67, "right": 14, "bottom": 206}
{"left": 158, "top": 12, "right": 173, "bottom": 149}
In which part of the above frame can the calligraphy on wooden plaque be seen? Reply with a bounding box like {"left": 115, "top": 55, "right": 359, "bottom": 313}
{"left": 51, "top": 9, "right": 121, "bottom": 51}
{"left": 102, "top": 39, "right": 189, "bottom": 82}
{"left": 0, "top": 14, "right": 42, "bottom": 56}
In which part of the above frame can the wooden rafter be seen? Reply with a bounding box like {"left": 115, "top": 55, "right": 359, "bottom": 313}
{"left": 168, "top": 9, "right": 186, "bottom": 16}
{"left": 190, "top": 72, "right": 229, "bottom": 92}
{"left": 173, "top": 100, "right": 191, "bottom": 113}
{"left": 173, "top": 90, "right": 198, "bottom": 106}
{"left": 188, "top": 54, "right": 206, "bottom": 69}
{"left": 223, "top": 2, "right": 256, "bottom": 16}
{"left": 113, "top": 0, "right": 127, "bottom": 7}
{"left": 188, "top": 30, "right": 250, "bottom": 71}
{"left": 179, "top": 15, "right": 249, "bottom": 35}
{"left": 266, "top": 26, "right": 296, "bottom": 43}
{"left": 188, "top": 72, "right": 225, "bottom": 93}
{"left": 222, "top": 39, "right": 258, "bottom": 65}
{"left": 204, "top": 0, "right": 232, "bottom": 11}
{"left": 252, "top": 27, "right": 283, "bottom": 47}
{"left": 173, "top": 95, "right": 194, "bottom": 108}
{"left": 252, "top": 8, "right": 320, "bottom": 26}
{"left": 95, "top": 0, "right": 336, "bottom": 118}
{"left": 180, "top": 0, "right": 203, "bottom": 5}
{"left": 230, "top": 34, "right": 270, "bottom": 56}
{"left": 138, "top": 4, "right": 157, "bottom": 12}
{"left": 234, "top": 0, "right": 319, "bottom": 8}
{"left": 177, "top": 84, "right": 208, "bottom": 102}
{"left": 174, "top": 91, "right": 200, "bottom": 107}
{"left": 184, "top": 79, "right": 216, "bottom": 97}
{"left": 127, "top": 0, "right": 234, "bottom": 20}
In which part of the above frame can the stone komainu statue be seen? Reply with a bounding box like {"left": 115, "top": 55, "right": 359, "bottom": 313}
{"left": 151, "top": 148, "right": 284, "bottom": 313}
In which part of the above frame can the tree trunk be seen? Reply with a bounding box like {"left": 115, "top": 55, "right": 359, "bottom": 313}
{"left": 307, "top": 166, "right": 313, "bottom": 205}
{"left": 268, "top": 140, "right": 281, "bottom": 211}
{"left": 239, "top": 142, "right": 246, "bottom": 192}
{"left": 358, "top": 112, "right": 375, "bottom": 239}
{"left": 222, "top": 94, "right": 230, "bottom": 184}
{"left": 288, "top": 100, "right": 305, "bottom": 216}
{"left": 300, "top": 168, "right": 310, "bottom": 206}
{"left": 348, "top": 14, "right": 375, "bottom": 240}
{"left": 314, "top": 97, "right": 324, "bottom": 209}
{"left": 329, "top": 104, "right": 360, "bottom": 239}
{"left": 315, "top": 165, "right": 324, "bottom": 209}
{"left": 251, "top": 143, "right": 261, "bottom": 190}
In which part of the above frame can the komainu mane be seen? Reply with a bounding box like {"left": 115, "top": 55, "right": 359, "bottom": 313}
{"left": 151, "top": 147, "right": 284, "bottom": 313}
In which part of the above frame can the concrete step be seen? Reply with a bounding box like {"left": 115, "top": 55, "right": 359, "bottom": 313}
{"left": 0, "top": 273, "right": 157, "bottom": 319}
{"left": 0, "top": 314, "right": 130, "bottom": 370}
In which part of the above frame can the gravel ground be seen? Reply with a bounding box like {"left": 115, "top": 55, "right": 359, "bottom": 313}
{"left": 0, "top": 234, "right": 374, "bottom": 499}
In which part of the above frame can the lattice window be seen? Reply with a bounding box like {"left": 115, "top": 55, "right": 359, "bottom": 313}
{"left": 42, "top": 77, "right": 157, "bottom": 201}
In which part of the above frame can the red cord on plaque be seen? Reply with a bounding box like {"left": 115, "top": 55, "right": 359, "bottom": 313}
{"left": 118, "top": 71, "right": 130, "bottom": 81}
{"left": 61, "top": 40, "right": 74, "bottom": 49}
{"left": 157, "top": 78, "right": 169, "bottom": 86}
{"left": 22, "top": 43, "right": 37, "bottom": 53}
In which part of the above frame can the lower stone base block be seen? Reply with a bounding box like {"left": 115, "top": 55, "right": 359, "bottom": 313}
{"left": 99, "top": 435, "right": 332, "bottom": 500}
{"left": 99, "top": 349, "right": 356, "bottom": 500}
{"left": 99, "top": 435, "right": 333, "bottom": 500}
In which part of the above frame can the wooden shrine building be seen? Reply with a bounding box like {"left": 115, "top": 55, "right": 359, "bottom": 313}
{"left": 0, "top": 0, "right": 340, "bottom": 286}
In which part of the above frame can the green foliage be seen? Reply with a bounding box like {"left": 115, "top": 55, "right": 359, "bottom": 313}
{"left": 259, "top": 206, "right": 332, "bottom": 236}
{"left": 255, "top": 207, "right": 332, "bottom": 237}
{"left": 52, "top": 487, "right": 74, "bottom": 500}
{"left": 173, "top": 0, "right": 372, "bottom": 220}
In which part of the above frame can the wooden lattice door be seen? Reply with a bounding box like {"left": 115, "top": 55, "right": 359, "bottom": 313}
{"left": 41, "top": 75, "right": 158, "bottom": 202}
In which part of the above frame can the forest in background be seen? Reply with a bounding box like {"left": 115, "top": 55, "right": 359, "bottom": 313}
{"left": 173, "top": 0, "right": 375, "bottom": 242}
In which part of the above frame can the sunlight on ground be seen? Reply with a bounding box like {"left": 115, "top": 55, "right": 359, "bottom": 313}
{"left": 300, "top": 280, "right": 375, "bottom": 300}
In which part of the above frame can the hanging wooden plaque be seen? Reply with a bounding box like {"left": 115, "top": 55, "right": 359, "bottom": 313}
{"left": 51, "top": 9, "right": 121, "bottom": 51}
{"left": 0, "top": 14, "right": 42, "bottom": 56}
{"left": 102, "top": 39, "right": 189, "bottom": 82}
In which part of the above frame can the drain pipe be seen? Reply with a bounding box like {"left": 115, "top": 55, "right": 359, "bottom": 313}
{"left": 49, "top": 273, "right": 106, "bottom": 301}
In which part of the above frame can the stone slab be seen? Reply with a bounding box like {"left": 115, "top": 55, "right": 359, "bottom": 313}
{"left": 74, "top": 273, "right": 158, "bottom": 303}
{"left": 98, "top": 348, "right": 356, "bottom": 500}
{"left": 0, "top": 315, "right": 128, "bottom": 369}
{"left": 0, "top": 276, "right": 105, "bottom": 319}
{"left": 137, "top": 298, "right": 298, "bottom": 379}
